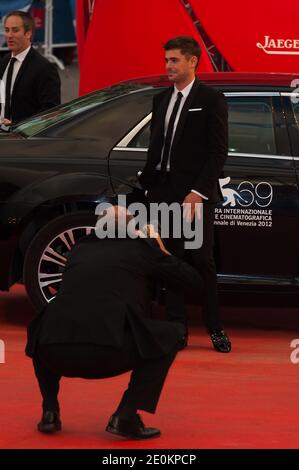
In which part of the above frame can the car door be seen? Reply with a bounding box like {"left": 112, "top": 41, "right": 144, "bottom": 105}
{"left": 215, "top": 92, "right": 299, "bottom": 284}
{"left": 282, "top": 90, "right": 299, "bottom": 284}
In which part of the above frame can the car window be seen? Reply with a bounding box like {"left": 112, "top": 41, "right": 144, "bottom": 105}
{"left": 128, "top": 122, "right": 151, "bottom": 148}
{"left": 293, "top": 103, "right": 299, "bottom": 126}
{"left": 42, "top": 92, "right": 155, "bottom": 140}
{"left": 13, "top": 83, "right": 153, "bottom": 138}
{"left": 227, "top": 97, "right": 276, "bottom": 155}
{"left": 290, "top": 100, "right": 299, "bottom": 156}
{"left": 126, "top": 96, "right": 277, "bottom": 155}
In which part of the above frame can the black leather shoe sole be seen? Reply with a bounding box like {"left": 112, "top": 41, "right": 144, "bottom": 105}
{"left": 106, "top": 423, "right": 161, "bottom": 440}
{"left": 37, "top": 421, "right": 62, "bottom": 434}
{"left": 37, "top": 411, "right": 62, "bottom": 434}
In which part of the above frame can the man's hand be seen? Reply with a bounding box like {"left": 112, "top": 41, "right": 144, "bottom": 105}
{"left": 142, "top": 223, "right": 159, "bottom": 238}
{"left": 137, "top": 224, "right": 171, "bottom": 255}
{"left": 0, "top": 118, "right": 12, "bottom": 126}
{"left": 182, "top": 192, "right": 203, "bottom": 223}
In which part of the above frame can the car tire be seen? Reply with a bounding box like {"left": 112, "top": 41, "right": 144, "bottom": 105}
{"left": 23, "top": 211, "right": 97, "bottom": 312}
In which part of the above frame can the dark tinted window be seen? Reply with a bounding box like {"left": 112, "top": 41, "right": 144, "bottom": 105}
{"left": 227, "top": 97, "right": 276, "bottom": 155}
{"left": 127, "top": 95, "right": 277, "bottom": 155}
{"left": 14, "top": 84, "right": 154, "bottom": 138}
{"left": 43, "top": 92, "right": 154, "bottom": 140}
{"left": 128, "top": 122, "right": 151, "bottom": 148}
{"left": 293, "top": 103, "right": 299, "bottom": 126}
{"left": 290, "top": 99, "right": 299, "bottom": 156}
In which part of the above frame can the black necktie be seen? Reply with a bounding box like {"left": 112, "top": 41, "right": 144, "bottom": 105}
{"left": 160, "top": 91, "right": 183, "bottom": 177}
{"left": 4, "top": 57, "right": 17, "bottom": 120}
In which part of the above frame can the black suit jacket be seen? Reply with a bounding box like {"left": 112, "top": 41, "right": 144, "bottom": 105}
{"left": 0, "top": 47, "right": 61, "bottom": 124}
{"left": 139, "top": 77, "right": 228, "bottom": 202}
{"left": 26, "top": 234, "right": 201, "bottom": 359}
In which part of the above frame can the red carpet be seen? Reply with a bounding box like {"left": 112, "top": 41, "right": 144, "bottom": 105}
{"left": 0, "top": 285, "right": 298, "bottom": 449}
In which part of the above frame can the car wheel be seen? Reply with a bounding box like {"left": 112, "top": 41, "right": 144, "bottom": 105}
{"left": 23, "top": 212, "right": 97, "bottom": 311}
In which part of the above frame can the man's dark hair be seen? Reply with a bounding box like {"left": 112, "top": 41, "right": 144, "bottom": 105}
{"left": 5, "top": 11, "right": 35, "bottom": 41}
{"left": 164, "top": 36, "right": 201, "bottom": 68}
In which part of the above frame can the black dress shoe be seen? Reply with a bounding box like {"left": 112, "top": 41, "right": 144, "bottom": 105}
{"left": 177, "top": 327, "right": 189, "bottom": 351}
{"left": 37, "top": 411, "right": 62, "bottom": 434}
{"left": 210, "top": 329, "right": 231, "bottom": 353}
{"left": 178, "top": 331, "right": 188, "bottom": 350}
{"left": 106, "top": 413, "right": 161, "bottom": 440}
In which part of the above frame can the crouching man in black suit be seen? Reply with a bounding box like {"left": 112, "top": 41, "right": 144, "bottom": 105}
{"left": 25, "top": 206, "right": 202, "bottom": 439}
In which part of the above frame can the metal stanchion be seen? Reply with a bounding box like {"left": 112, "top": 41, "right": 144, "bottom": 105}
{"left": 44, "top": 0, "right": 64, "bottom": 70}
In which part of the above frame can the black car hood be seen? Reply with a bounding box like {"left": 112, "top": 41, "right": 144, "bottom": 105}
{"left": 0, "top": 131, "right": 24, "bottom": 141}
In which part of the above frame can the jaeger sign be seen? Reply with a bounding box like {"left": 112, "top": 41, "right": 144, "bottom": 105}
{"left": 190, "top": 0, "right": 299, "bottom": 73}
{"left": 257, "top": 36, "right": 299, "bottom": 55}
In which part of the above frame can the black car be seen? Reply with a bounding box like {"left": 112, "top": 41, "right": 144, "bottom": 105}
{"left": 1, "top": 72, "right": 299, "bottom": 310}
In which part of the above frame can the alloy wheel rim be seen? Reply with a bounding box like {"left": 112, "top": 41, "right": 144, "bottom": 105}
{"left": 37, "top": 225, "right": 95, "bottom": 303}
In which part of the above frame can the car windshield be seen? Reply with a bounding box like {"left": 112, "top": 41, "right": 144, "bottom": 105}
{"left": 13, "top": 82, "right": 150, "bottom": 138}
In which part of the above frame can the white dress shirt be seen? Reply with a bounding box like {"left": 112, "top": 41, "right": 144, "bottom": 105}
{"left": 0, "top": 46, "right": 31, "bottom": 127}
{"left": 155, "top": 78, "right": 208, "bottom": 200}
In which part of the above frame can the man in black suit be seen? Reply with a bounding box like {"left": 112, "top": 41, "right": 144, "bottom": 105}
{"left": 25, "top": 206, "right": 201, "bottom": 439}
{"left": 0, "top": 11, "right": 60, "bottom": 128}
{"left": 138, "top": 36, "right": 231, "bottom": 353}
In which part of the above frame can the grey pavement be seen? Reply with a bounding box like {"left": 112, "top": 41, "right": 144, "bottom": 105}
{"left": 58, "top": 61, "right": 80, "bottom": 103}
